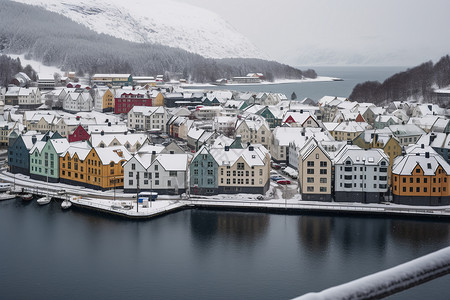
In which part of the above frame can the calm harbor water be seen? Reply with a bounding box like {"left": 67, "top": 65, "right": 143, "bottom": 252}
{"left": 1, "top": 199, "right": 449, "bottom": 300}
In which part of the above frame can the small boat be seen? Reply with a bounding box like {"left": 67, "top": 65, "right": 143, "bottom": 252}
{"left": 61, "top": 199, "right": 72, "bottom": 210}
{"left": 37, "top": 195, "right": 51, "bottom": 205}
{"left": 0, "top": 193, "right": 16, "bottom": 201}
{"left": 20, "top": 193, "right": 34, "bottom": 201}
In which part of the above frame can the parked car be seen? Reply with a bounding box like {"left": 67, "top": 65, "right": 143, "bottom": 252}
{"left": 271, "top": 175, "right": 284, "bottom": 181}
{"left": 277, "top": 179, "right": 291, "bottom": 185}
{"left": 271, "top": 163, "right": 281, "bottom": 170}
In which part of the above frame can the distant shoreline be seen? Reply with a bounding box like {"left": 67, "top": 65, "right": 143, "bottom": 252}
{"left": 180, "top": 76, "right": 342, "bottom": 89}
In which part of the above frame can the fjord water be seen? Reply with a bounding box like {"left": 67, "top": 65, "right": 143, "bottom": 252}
{"left": 1, "top": 200, "right": 449, "bottom": 300}
{"left": 206, "top": 66, "right": 407, "bottom": 101}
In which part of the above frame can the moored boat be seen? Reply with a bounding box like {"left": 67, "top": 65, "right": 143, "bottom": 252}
{"left": 61, "top": 199, "right": 72, "bottom": 210}
{"left": 0, "top": 192, "right": 16, "bottom": 201}
{"left": 37, "top": 195, "right": 51, "bottom": 205}
{"left": 20, "top": 193, "right": 34, "bottom": 201}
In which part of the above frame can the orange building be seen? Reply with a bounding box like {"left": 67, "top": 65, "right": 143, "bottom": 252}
{"left": 392, "top": 145, "right": 450, "bottom": 206}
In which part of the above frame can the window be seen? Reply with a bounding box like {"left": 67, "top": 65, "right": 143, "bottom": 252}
{"left": 410, "top": 178, "right": 413, "bottom": 183}
{"left": 380, "top": 167, "right": 387, "bottom": 172}
{"left": 129, "top": 180, "right": 133, "bottom": 185}
{"left": 307, "top": 169, "right": 314, "bottom": 174}
{"left": 155, "top": 165, "right": 158, "bottom": 171}
{"left": 416, "top": 168, "right": 420, "bottom": 173}
{"left": 315, "top": 153, "right": 319, "bottom": 159}
{"left": 416, "top": 178, "right": 420, "bottom": 183}
{"left": 155, "top": 173, "right": 159, "bottom": 178}
{"left": 169, "top": 171, "right": 177, "bottom": 176}
{"left": 129, "top": 172, "right": 133, "bottom": 178}
{"left": 307, "top": 186, "right": 314, "bottom": 192}
{"left": 320, "top": 178, "right": 327, "bottom": 183}
{"left": 320, "top": 187, "right": 327, "bottom": 192}
{"left": 155, "top": 180, "right": 159, "bottom": 185}
{"left": 402, "top": 177, "right": 406, "bottom": 183}
{"left": 320, "top": 161, "right": 327, "bottom": 167}
{"left": 307, "top": 177, "right": 314, "bottom": 183}
{"left": 259, "top": 169, "right": 263, "bottom": 176}
{"left": 237, "top": 163, "right": 244, "bottom": 170}
{"left": 207, "top": 162, "right": 213, "bottom": 168}
{"left": 307, "top": 161, "right": 314, "bottom": 167}
{"left": 410, "top": 187, "right": 413, "bottom": 192}
{"left": 167, "top": 180, "right": 171, "bottom": 187}
{"left": 403, "top": 187, "right": 406, "bottom": 192}
{"left": 416, "top": 187, "right": 420, "bottom": 192}
{"left": 320, "top": 169, "right": 327, "bottom": 174}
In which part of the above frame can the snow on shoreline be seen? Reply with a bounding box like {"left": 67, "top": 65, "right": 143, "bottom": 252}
{"left": 181, "top": 76, "right": 340, "bottom": 88}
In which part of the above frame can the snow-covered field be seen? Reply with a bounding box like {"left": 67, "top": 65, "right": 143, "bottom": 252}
{"left": 7, "top": 54, "right": 63, "bottom": 75}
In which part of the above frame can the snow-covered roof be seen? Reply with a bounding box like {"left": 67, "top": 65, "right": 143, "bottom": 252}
{"left": 153, "top": 154, "right": 189, "bottom": 171}
{"left": 333, "top": 121, "right": 366, "bottom": 133}
{"left": 62, "top": 144, "right": 92, "bottom": 160}
{"left": 95, "top": 146, "right": 132, "bottom": 165}
{"left": 416, "top": 132, "right": 450, "bottom": 149}
{"left": 389, "top": 124, "right": 425, "bottom": 137}
{"left": 392, "top": 145, "right": 450, "bottom": 176}
{"left": 334, "top": 145, "right": 388, "bottom": 166}
{"left": 90, "top": 133, "right": 148, "bottom": 148}
{"left": 210, "top": 145, "right": 269, "bottom": 167}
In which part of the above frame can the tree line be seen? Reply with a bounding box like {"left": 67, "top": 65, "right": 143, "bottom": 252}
{"left": 350, "top": 55, "right": 450, "bottom": 107}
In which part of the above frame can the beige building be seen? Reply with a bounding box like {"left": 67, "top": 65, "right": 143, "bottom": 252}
{"left": 234, "top": 115, "right": 271, "bottom": 150}
{"left": 211, "top": 144, "right": 271, "bottom": 194}
{"left": 298, "top": 138, "right": 332, "bottom": 201}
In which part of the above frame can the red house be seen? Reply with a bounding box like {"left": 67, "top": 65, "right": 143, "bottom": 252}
{"left": 114, "top": 91, "right": 152, "bottom": 114}
{"left": 69, "top": 124, "right": 90, "bottom": 143}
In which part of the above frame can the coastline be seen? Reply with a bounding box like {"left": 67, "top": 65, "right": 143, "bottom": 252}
{"left": 180, "top": 76, "right": 341, "bottom": 89}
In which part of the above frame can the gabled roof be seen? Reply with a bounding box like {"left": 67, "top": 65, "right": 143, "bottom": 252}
{"left": 392, "top": 145, "right": 450, "bottom": 175}
{"left": 152, "top": 154, "right": 189, "bottom": 171}
{"left": 334, "top": 145, "right": 388, "bottom": 166}
{"left": 210, "top": 145, "right": 269, "bottom": 167}
{"left": 94, "top": 146, "right": 132, "bottom": 165}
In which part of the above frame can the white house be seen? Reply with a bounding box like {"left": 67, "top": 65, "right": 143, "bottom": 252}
{"left": 334, "top": 145, "right": 389, "bottom": 203}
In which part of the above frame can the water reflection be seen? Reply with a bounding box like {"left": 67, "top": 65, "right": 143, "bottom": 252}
{"left": 390, "top": 220, "right": 450, "bottom": 249}
{"left": 190, "top": 209, "right": 269, "bottom": 246}
{"left": 298, "top": 216, "right": 333, "bottom": 255}
{"left": 332, "top": 217, "right": 388, "bottom": 256}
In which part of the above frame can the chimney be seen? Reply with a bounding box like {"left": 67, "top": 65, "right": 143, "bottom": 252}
{"left": 101, "top": 130, "right": 104, "bottom": 136}
{"left": 249, "top": 146, "right": 254, "bottom": 151}
{"left": 430, "top": 133, "right": 436, "bottom": 143}
{"left": 151, "top": 150, "right": 156, "bottom": 162}
{"left": 108, "top": 122, "right": 111, "bottom": 127}
{"left": 32, "top": 135, "right": 37, "bottom": 144}
{"left": 425, "top": 152, "right": 430, "bottom": 158}
{"left": 300, "top": 109, "right": 303, "bottom": 114}
{"left": 421, "top": 144, "right": 424, "bottom": 149}
{"left": 225, "top": 146, "right": 230, "bottom": 152}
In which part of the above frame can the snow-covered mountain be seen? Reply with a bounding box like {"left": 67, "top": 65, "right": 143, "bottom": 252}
{"left": 12, "top": 0, "right": 266, "bottom": 60}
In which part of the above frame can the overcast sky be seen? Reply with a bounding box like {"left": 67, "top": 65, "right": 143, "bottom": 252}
{"left": 179, "top": 0, "right": 450, "bottom": 66}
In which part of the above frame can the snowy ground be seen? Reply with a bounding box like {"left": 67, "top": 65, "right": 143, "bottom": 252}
{"left": 7, "top": 54, "right": 63, "bottom": 75}
{"left": 1, "top": 167, "right": 450, "bottom": 218}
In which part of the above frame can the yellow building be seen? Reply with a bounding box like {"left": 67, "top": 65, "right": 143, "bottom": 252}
{"left": 60, "top": 146, "right": 91, "bottom": 186}
{"left": 60, "top": 145, "right": 131, "bottom": 190}
{"left": 392, "top": 145, "right": 450, "bottom": 206}
{"left": 151, "top": 90, "right": 164, "bottom": 106}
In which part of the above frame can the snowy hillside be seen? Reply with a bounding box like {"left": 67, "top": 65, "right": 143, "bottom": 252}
{"left": 12, "top": 0, "right": 266, "bottom": 60}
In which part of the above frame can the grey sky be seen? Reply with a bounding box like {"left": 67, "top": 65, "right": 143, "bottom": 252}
{"left": 179, "top": 0, "right": 450, "bottom": 66}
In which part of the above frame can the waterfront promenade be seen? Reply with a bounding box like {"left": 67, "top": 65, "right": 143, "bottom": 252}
{"left": 2, "top": 169, "right": 450, "bottom": 219}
